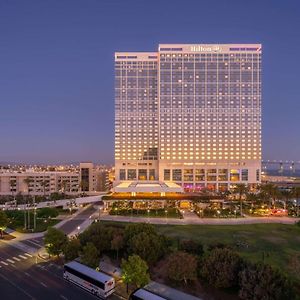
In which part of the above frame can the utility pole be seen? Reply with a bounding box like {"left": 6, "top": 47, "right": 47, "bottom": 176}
{"left": 33, "top": 196, "right": 36, "bottom": 230}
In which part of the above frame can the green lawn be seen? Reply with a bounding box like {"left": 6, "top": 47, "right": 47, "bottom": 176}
{"left": 9, "top": 218, "right": 60, "bottom": 233}
{"left": 158, "top": 223, "right": 300, "bottom": 281}
{"left": 102, "top": 221, "right": 300, "bottom": 283}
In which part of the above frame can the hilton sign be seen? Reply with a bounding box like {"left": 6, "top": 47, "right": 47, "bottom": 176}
{"left": 190, "top": 45, "right": 222, "bottom": 52}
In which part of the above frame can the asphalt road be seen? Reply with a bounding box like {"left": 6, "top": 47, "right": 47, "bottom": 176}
{"left": 20, "top": 205, "right": 98, "bottom": 251}
{"left": 0, "top": 242, "right": 122, "bottom": 300}
{"left": 58, "top": 205, "right": 97, "bottom": 234}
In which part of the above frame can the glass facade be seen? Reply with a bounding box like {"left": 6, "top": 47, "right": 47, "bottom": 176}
{"left": 115, "top": 44, "right": 262, "bottom": 191}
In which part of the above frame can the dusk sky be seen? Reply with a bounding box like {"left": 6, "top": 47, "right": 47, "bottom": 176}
{"left": 1, "top": 0, "right": 300, "bottom": 164}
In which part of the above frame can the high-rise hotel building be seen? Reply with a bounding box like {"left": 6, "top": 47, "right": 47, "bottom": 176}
{"left": 115, "top": 44, "right": 261, "bottom": 191}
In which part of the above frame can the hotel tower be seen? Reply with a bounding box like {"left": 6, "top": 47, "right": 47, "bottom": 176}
{"left": 115, "top": 44, "right": 262, "bottom": 191}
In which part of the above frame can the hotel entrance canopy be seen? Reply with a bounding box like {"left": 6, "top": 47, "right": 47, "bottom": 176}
{"left": 113, "top": 181, "right": 183, "bottom": 194}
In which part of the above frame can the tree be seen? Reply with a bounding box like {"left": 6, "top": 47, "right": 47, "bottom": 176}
{"left": 81, "top": 242, "right": 99, "bottom": 269}
{"left": 246, "top": 192, "right": 258, "bottom": 208}
{"left": 259, "top": 184, "right": 280, "bottom": 208}
{"left": 40, "top": 180, "right": 49, "bottom": 198}
{"left": 239, "top": 263, "right": 295, "bottom": 300}
{"left": 166, "top": 251, "right": 198, "bottom": 284}
{"left": 232, "top": 184, "right": 248, "bottom": 216}
{"left": 178, "top": 239, "right": 204, "bottom": 256}
{"left": 44, "top": 227, "right": 67, "bottom": 257}
{"left": 111, "top": 234, "right": 124, "bottom": 261}
{"left": 124, "top": 223, "right": 156, "bottom": 245}
{"left": 200, "top": 248, "right": 242, "bottom": 288}
{"left": 280, "top": 189, "right": 292, "bottom": 210}
{"left": 129, "top": 232, "right": 167, "bottom": 265}
{"left": 63, "top": 238, "right": 81, "bottom": 262}
{"left": 37, "top": 207, "right": 59, "bottom": 219}
{"left": 79, "top": 222, "right": 118, "bottom": 253}
{"left": 292, "top": 187, "right": 300, "bottom": 216}
{"left": 121, "top": 255, "right": 150, "bottom": 293}
{"left": 23, "top": 177, "right": 33, "bottom": 229}
{"left": 0, "top": 210, "right": 9, "bottom": 228}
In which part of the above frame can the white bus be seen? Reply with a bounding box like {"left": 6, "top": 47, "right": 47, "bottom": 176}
{"left": 130, "top": 288, "right": 168, "bottom": 300}
{"left": 63, "top": 261, "right": 115, "bottom": 298}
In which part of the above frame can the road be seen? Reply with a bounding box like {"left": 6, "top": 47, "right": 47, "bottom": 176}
{"left": 19, "top": 205, "right": 98, "bottom": 252}
{"left": 0, "top": 204, "right": 124, "bottom": 299}
{"left": 0, "top": 242, "right": 122, "bottom": 300}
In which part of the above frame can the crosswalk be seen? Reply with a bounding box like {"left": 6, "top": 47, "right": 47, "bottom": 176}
{"left": 0, "top": 252, "right": 33, "bottom": 268}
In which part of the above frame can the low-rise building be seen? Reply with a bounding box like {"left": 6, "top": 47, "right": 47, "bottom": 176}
{"left": 0, "top": 162, "right": 111, "bottom": 196}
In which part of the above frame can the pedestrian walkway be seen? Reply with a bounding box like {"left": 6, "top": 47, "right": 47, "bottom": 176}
{"left": 0, "top": 251, "right": 33, "bottom": 268}
{"left": 100, "top": 212, "right": 300, "bottom": 225}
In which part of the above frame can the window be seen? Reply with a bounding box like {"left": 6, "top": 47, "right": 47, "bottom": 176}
{"left": 230, "top": 169, "right": 240, "bottom": 182}
{"left": 149, "top": 169, "right": 155, "bottom": 180}
{"left": 241, "top": 169, "right": 248, "bottom": 181}
{"left": 256, "top": 169, "right": 260, "bottom": 181}
{"left": 164, "top": 169, "right": 171, "bottom": 181}
{"left": 172, "top": 169, "right": 182, "bottom": 181}
{"left": 127, "top": 169, "right": 136, "bottom": 180}
{"left": 119, "top": 169, "right": 126, "bottom": 181}
{"left": 138, "top": 169, "right": 147, "bottom": 180}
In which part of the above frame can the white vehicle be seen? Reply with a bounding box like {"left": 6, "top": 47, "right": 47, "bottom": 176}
{"left": 130, "top": 288, "right": 168, "bottom": 300}
{"left": 63, "top": 261, "right": 115, "bottom": 298}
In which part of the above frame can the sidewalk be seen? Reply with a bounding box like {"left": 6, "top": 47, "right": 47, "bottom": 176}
{"left": 100, "top": 213, "right": 300, "bottom": 225}
{"left": 4, "top": 205, "right": 90, "bottom": 241}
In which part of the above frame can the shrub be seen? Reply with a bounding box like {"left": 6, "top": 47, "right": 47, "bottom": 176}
{"left": 166, "top": 251, "right": 198, "bottom": 284}
{"left": 200, "top": 248, "right": 242, "bottom": 288}
{"left": 178, "top": 239, "right": 204, "bottom": 256}
{"left": 239, "top": 263, "right": 295, "bottom": 300}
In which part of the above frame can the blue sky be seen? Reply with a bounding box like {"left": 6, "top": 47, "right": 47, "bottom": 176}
{"left": 0, "top": 0, "right": 300, "bottom": 164}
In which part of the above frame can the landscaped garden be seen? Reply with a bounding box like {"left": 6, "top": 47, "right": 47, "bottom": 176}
{"left": 108, "top": 200, "right": 183, "bottom": 218}
{"left": 4, "top": 207, "right": 61, "bottom": 233}
{"left": 42, "top": 220, "right": 300, "bottom": 300}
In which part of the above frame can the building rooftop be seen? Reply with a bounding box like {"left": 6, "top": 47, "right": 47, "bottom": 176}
{"left": 113, "top": 181, "right": 183, "bottom": 193}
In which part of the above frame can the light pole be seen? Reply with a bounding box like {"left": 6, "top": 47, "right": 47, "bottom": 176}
{"left": 34, "top": 206, "right": 37, "bottom": 230}
{"left": 98, "top": 207, "right": 102, "bottom": 222}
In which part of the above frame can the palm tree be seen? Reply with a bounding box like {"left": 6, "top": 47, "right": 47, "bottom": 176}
{"left": 280, "top": 189, "right": 292, "bottom": 211}
{"left": 259, "top": 183, "right": 280, "bottom": 208}
{"left": 233, "top": 183, "right": 248, "bottom": 216}
{"left": 40, "top": 180, "right": 48, "bottom": 199}
{"left": 23, "top": 177, "right": 33, "bottom": 230}
{"left": 9, "top": 178, "right": 16, "bottom": 205}
{"left": 292, "top": 187, "right": 300, "bottom": 217}
{"left": 246, "top": 192, "right": 258, "bottom": 209}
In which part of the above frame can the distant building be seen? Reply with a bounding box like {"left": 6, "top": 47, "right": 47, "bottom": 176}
{"left": 115, "top": 44, "right": 262, "bottom": 192}
{"left": 0, "top": 162, "right": 110, "bottom": 196}
{"left": 0, "top": 171, "right": 79, "bottom": 196}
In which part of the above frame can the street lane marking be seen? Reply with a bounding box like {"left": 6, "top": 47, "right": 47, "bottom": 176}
{"left": 7, "top": 259, "right": 15, "bottom": 264}
{"left": 1, "top": 261, "right": 8, "bottom": 266}
{"left": 19, "top": 255, "right": 28, "bottom": 259}
{"left": 60, "top": 295, "right": 68, "bottom": 300}
{"left": 25, "top": 253, "right": 33, "bottom": 257}
{"left": 0, "top": 272, "right": 35, "bottom": 300}
{"left": 40, "top": 282, "right": 47, "bottom": 288}
{"left": 25, "top": 272, "right": 31, "bottom": 277}
{"left": 13, "top": 257, "right": 21, "bottom": 261}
